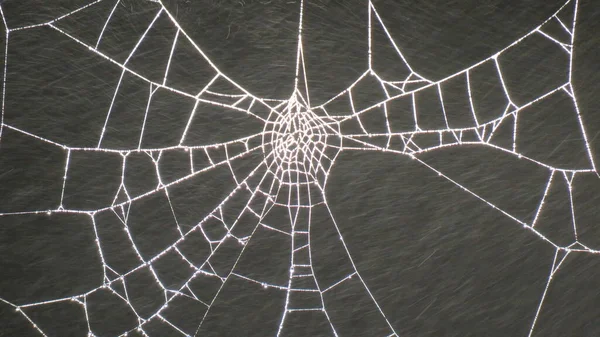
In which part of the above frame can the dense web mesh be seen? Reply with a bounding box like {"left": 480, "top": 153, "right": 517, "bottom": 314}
{"left": 0, "top": 0, "right": 598, "bottom": 336}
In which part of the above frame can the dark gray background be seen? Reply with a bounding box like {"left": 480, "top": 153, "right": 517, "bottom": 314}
{"left": 1, "top": 0, "right": 600, "bottom": 336}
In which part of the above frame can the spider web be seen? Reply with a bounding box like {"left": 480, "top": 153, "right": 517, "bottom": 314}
{"left": 0, "top": 0, "right": 598, "bottom": 336}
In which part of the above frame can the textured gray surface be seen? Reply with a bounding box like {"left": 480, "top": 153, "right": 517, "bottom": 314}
{"left": 1, "top": 0, "right": 600, "bottom": 336}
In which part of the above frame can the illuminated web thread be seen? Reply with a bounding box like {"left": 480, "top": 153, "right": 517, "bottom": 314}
{"left": 0, "top": 0, "right": 597, "bottom": 336}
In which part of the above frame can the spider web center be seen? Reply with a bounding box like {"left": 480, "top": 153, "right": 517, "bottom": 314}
{"left": 263, "top": 94, "right": 339, "bottom": 185}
